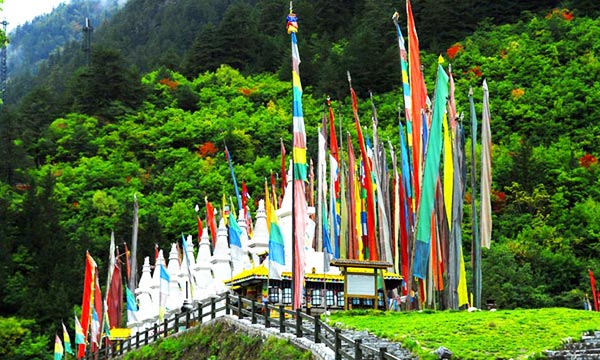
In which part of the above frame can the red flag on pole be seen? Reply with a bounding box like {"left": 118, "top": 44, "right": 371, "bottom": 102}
{"left": 78, "top": 252, "right": 96, "bottom": 358}
{"left": 589, "top": 269, "right": 598, "bottom": 311}
{"left": 197, "top": 216, "right": 203, "bottom": 242}
{"left": 206, "top": 198, "right": 217, "bottom": 247}
{"left": 349, "top": 77, "right": 378, "bottom": 260}
{"left": 108, "top": 248, "right": 123, "bottom": 329}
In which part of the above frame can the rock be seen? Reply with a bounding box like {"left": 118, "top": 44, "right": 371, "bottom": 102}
{"left": 435, "top": 346, "right": 453, "bottom": 359}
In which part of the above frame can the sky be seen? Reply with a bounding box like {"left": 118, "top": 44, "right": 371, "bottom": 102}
{"left": 2, "top": 0, "right": 69, "bottom": 32}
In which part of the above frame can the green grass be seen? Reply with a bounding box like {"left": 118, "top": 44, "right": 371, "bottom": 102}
{"left": 328, "top": 308, "right": 600, "bottom": 359}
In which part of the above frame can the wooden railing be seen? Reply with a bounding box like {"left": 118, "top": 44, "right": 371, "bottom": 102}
{"left": 86, "top": 293, "right": 404, "bottom": 360}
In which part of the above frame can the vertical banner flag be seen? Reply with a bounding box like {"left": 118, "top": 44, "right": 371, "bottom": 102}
{"left": 54, "top": 334, "right": 64, "bottom": 360}
{"left": 206, "top": 197, "right": 217, "bottom": 247}
{"left": 590, "top": 269, "right": 598, "bottom": 312}
{"left": 78, "top": 252, "right": 96, "bottom": 358}
{"left": 74, "top": 315, "right": 85, "bottom": 349}
{"left": 288, "top": 7, "right": 307, "bottom": 310}
{"left": 407, "top": 0, "right": 428, "bottom": 206}
{"left": 268, "top": 204, "right": 286, "bottom": 280}
{"left": 125, "top": 287, "right": 139, "bottom": 323}
{"left": 481, "top": 80, "right": 492, "bottom": 249}
{"left": 413, "top": 64, "right": 449, "bottom": 279}
{"left": 62, "top": 322, "right": 74, "bottom": 355}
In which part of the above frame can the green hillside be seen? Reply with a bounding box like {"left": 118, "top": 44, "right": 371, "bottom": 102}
{"left": 330, "top": 308, "right": 600, "bottom": 359}
{"left": 121, "top": 320, "right": 311, "bottom": 360}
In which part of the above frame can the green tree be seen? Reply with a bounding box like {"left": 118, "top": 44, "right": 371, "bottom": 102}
{"left": 0, "top": 317, "right": 49, "bottom": 360}
{"left": 69, "top": 45, "right": 144, "bottom": 119}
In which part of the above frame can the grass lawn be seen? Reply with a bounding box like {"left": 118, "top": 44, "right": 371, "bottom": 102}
{"left": 327, "top": 308, "right": 600, "bottom": 359}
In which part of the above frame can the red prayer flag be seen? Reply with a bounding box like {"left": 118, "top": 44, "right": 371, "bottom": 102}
{"left": 407, "top": 0, "right": 428, "bottom": 206}
{"left": 349, "top": 83, "right": 378, "bottom": 260}
{"left": 108, "top": 250, "right": 123, "bottom": 329}
{"left": 206, "top": 198, "right": 217, "bottom": 247}
{"left": 78, "top": 252, "right": 96, "bottom": 358}
{"left": 327, "top": 97, "right": 340, "bottom": 195}
{"left": 589, "top": 269, "right": 598, "bottom": 311}
{"left": 197, "top": 216, "right": 203, "bottom": 242}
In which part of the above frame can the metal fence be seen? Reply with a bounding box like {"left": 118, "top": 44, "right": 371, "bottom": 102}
{"left": 86, "top": 293, "right": 403, "bottom": 360}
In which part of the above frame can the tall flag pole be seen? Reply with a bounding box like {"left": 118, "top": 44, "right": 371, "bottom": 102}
{"left": 452, "top": 122, "right": 470, "bottom": 308}
{"left": 316, "top": 125, "right": 326, "bottom": 253}
{"left": 129, "top": 194, "right": 139, "bottom": 293}
{"left": 389, "top": 141, "right": 401, "bottom": 274}
{"left": 413, "top": 63, "right": 449, "bottom": 280}
{"left": 393, "top": 11, "right": 412, "bottom": 128}
{"left": 469, "top": 87, "right": 482, "bottom": 309}
{"left": 288, "top": 3, "right": 307, "bottom": 310}
{"left": 348, "top": 72, "right": 378, "bottom": 260}
{"left": 347, "top": 132, "right": 359, "bottom": 260}
{"left": 481, "top": 80, "right": 492, "bottom": 249}
{"left": 398, "top": 122, "right": 412, "bottom": 294}
{"left": 327, "top": 97, "right": 341, "bottom": 257}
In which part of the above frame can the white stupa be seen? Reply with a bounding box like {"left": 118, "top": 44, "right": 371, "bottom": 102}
{"left": 211, "top": 218, "right": 232, "bottom": 293}
{"left": 194, "top": 230, "right": 216, "bottom": 300}
{"left": 181, "top": 234, "right": 196, "bottom": 300}
{"left": 134, "top": 256, "right": 154, "bottom": 324}
{"left": 166, "top": 243, "right": 184, "bottom": 311}
{"left": 248, "top": 199, "right": 269, "bottom": 257}
{"left": 237, "top": 210, "right": 255, "bottom": 271}
{"left": 149, "top": 249, "right": 165, "bottom": 318}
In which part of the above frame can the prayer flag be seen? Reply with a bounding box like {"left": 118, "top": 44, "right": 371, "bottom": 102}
{"left": 481, "top": 80, "right": 492, "bottom": 249}
{"left": 62, "top": 322, "right": 74, "bottom": 355}
{"left": 74, "top": 315, "right": 85, "bottom": 347}
{"left": 54, "top": 334, "right": 64, "bottom": 360}
{"left": 413, "top": 64, "right": 449, "bottom": 279}
{"left": 288, "top": 9, "right": 307, "bottom": 310}
{"left": 125, "top": 287, "right": 139, "bottom": 323}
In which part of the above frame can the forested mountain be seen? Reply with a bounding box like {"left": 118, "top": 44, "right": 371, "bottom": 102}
{"left": 6, "top": 0, "right": 123, "bottom": 78}
{"left": 6, "top": 0, "right": 600, "bottom": 107}
{"left": 2, "top": 0, "right": 600, "bottom": 356}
